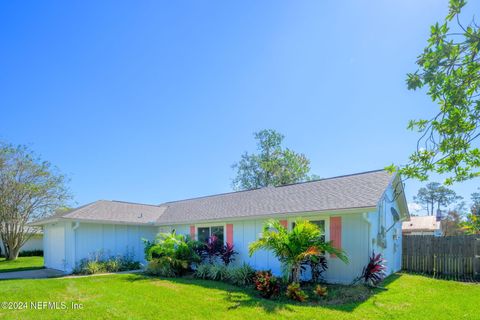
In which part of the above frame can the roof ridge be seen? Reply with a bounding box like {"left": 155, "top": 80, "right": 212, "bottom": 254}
{"left": 110, "top": 200, "right": 160, "bottom": 207}
{"left": 161, "top": 168, "right": 388, "bottom": 205}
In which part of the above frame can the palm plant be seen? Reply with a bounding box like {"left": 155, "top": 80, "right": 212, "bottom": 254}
{"left": 249, "top": 219, "right": 348, "bottom": 283}
{"left": 144, "top": 230, "right": 200, "bottom": 276}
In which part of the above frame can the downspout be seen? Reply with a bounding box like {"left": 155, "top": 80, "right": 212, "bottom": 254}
{"left": 362, "top": 212, "right": 371, "bottom": 255}
{"left": 71, "top": 221, "right": 80, "bottom": 273}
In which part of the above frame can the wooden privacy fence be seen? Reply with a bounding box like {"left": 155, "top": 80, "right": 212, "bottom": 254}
{"left": 402, "top": 235, "right": 480, "bottom": 281}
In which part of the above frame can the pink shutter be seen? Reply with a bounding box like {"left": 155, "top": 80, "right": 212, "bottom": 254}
{"left": 280, "top": 220, "right": 288, "bottom": 229}
{"left": 190, "top": 225, "right": 196, "bottom": 240}
{"left": 329, "top": 217, "right": 342, "bottom": 258}
{"left": 226, "top": 224, "right": 234, "bottom": 245}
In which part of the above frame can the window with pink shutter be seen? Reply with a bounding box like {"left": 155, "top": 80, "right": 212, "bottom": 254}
{"left": 226, "top": 224, "right": 233, "bottom": 245}
{"left": 329, "top": 217, "right": 342, "bottom": 258}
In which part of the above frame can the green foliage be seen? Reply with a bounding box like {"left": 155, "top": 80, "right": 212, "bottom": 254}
{"left": 414, "top": 182, "right": 462, "bottom": 215}
{"left": 18, "top": 250, "right": 43, "bottom": 257}
{"left": 73, "top": 252, "right": 141, "bottom": 275}
{"left": 207, "top": 263, "right": 229, "bottom": 281}
{"left": 461, "top": 213, "right": 480, "bottom": 234}
{"left": 232, "top": 129, "right": 317, "bottom": 190}
{"left": 392, "top": 0, "right": 480, "bottom": 184}
{"left": 193, "top": 263, "right": 211, "bottom": 279}
{"left": 227, "top": 263, "right": 256, "bottom": 286}
{"left": 144, "top": 231, "right": 201, "bottom": 276}
{"left": 253, "top": 270, "right": 280, "bottom": 299}
{"left": 286, "top": 282, "right": 308, "bottom": 302}
{"left": 249, "top": 219, "right": 347, "bottom": 283}
{"left": 145, "top": 258, "right": 176, "bottom": 277}
{"left": 194, "top": 262, "right": 256, "bottom": 286}
{"left": 0, "top": 143, "right": 70, "bottom": 260}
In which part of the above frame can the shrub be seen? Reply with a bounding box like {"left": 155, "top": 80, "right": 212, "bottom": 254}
{"left": 228, "top": 263, "right": 256, "bottom": 286}
{"left": 84, "top": 260, "right": 104, "bottom": 274}
{"left": 307, "top": 255, "right": 328, "bottom": 283}
{"left": 144, "top": 231, "right": 201, "bottom": 276}
{"left": 253, "top": 270, "right": 280, "bottom": 299}
{"left": 313, "top": 284, "right": 328, "bottom": 298}
{"left": 73, "top": 251, "right": 141, "bottom": 275}
{"left": 202, "top": 235, "right": 221, "bottom": 263}
{"left": 208, "top": 263, "right": 229, "bottom": 281}
{"left": 146, "top": 258, "right": 176, "bottom": 277}
{"left": 358, "top": 251, "right": 387, "bottom": 286}
{"left": 286, "top": 282, "right": 308, "bottom": 302}
{"left": 219, "top": 243, "right": 237, "bottom": 266}
{"left": 19, "top": 250, "right": 43, "bottom": 257}
{"left": 194, "top": 263, "right": 212, "bottom": 279}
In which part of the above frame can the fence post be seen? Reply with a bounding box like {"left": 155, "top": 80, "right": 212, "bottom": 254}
{"left": 475, "top": 237, "right": 480, "bottom": 281}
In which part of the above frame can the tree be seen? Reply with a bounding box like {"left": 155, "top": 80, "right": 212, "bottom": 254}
{"left": 388, "top": 0, "right": 480, "bottom": 184}
{"left": 232, "top": 129, "right": 316, "bottom": 190}
{"left": 442, "top": 202, "right": 467, "bottom": 236}
{"left": 461, "top": 188, "right": 480, "bottom": 234}
{"left": 470, "top": 187, "right": 480, "bottom": 214}
{"left": 248, "top": 219, "right": 347, "bottom": 283}
{"left": 0, "top": 144, "right": 70, "bottom": 260}
{"left": 414, "top": 182, "right": 462, "bottom": 215}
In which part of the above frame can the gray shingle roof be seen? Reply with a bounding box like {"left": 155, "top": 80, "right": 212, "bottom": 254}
{"left": 31, "top": 170, "right": 394, "bottom": 226}
{"left": 31, "top": 200, "right": 167, "bottom": 225}
{"left": 157, "top": 170, "right": 393, "bottom": 224}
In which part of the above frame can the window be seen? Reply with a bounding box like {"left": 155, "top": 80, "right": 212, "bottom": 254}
{"left": 197, "top": 226, "right": 224, "bottom": 243}
{"left": 292, "top": 220, "right": 325, "bottom": 242}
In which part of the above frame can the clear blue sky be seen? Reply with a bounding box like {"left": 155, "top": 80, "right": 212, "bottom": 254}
{"left": 1, "top": 0, "right": 479, "bottom": 213}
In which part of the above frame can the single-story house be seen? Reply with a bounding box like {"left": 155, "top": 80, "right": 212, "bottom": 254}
{"left": 0, "top": 228, "right": 43, "bottom": 256}
{"left": 402, "top": 215, "right": 442, "bottom": 236}
{"left": 31, "top": 169, "right": 409, "bottom": 283}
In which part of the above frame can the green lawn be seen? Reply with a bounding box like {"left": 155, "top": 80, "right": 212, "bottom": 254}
{"left": 0, "top": 256, "right": 44, "bottom": 273}
{"left": 0, "top": 273, "right": 478, "bottom": 319}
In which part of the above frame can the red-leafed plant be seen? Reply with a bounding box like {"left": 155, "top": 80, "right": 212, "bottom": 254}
{"left": 203, "top": 235, "right": 221, "bottom": 263}
{"left": 220, "top": 243, "right": 237, "bottom": 266}
{"left": 253, "top": 270, "right": 280, "bottom": 299}
{"left": 358, "top": 251, "right": 387, "bottom": 286}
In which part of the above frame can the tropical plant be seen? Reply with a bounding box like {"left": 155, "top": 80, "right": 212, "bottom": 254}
{"left": 356, "top": 252, "right": 387, "bottom": 287}
{"left": 249, "top": 219, "right": 348, "bottom": 283}
{"left": 202, "top": 235, "right": 221, "bottom": 263}
{"left": 306, "top": 255, "right": 328, "bottom": 283}
{"left": 286, "top": 282, "right": 308, "bottom": 302}
{"left": 145, "top": 258, "right": 176, "bottom": 277}
{"left": 193, "top": 263, "right": 211, "bottom": 279}
{"left": 313, "top": 284, "right": 328, "bottom": 298}
{"left": 253, "top": 270, "right": 280, "bottom": 299}
{"left": 227, "top": 263, "right": 256, "bottom": 286}
{"left": 220, "top": 243, "right": 237, "bottom": 266}
{"left": 207, "top": 263, "right": 229, "bottom": 281}
{"left": 144, "top": 231, "right": 201, "bottom": 276}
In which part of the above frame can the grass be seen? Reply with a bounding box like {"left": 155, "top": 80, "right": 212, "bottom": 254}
{"left": 0, "top": 273, "right": 478, "bottom": 319}
{"left": 0, "top": 256, "right": 44, "bottom": 273}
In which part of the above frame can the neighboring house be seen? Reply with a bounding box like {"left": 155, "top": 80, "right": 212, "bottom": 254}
{"left": 402, "top": 216, "right": 442, "bottom": 236}
{"left": 31, "top": 170, "right": 409, "bottom": 284}
{"left": 0, "top": 228, "right": 43, "bottom": 256}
